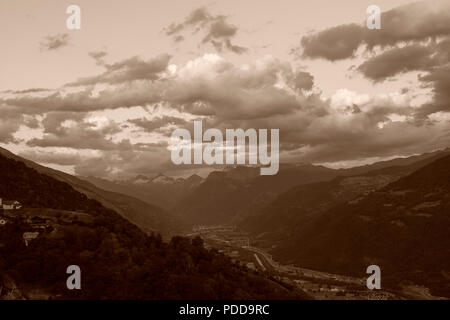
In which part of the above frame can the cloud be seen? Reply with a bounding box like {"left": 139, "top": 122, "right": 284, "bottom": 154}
{"left": 166, "top": 7, "right": 211, "bottom": 35}
{"left": 162, "top": 55, "right": 317, "bottom": 120}
{"left": 72, "top": 147, "right": 172, "bottom": 178}
{"left": 19, "top": 149, "right": 88, "bottom": 166}
{"left": 129, "top": 116, "right": 188, "bottom": 133}
{"left": 357, "top": 44, "right": 436, "bottom": 81}
{"left": 299, "top": 0, "right": 450, "bottom": 61}
{"left": 174, "top": 35, "right": 184, "bottom": 42}
{"left": 290, "top": 71, "right": 314, "bottom": 91}
{"left": 2, "top": 49, "right": 449, "bottom": 178}
{"left": 353, "top": 38, "right": 450, "bottom": 117}
{"left": 88, "top": 50, "right": 108, "bottom": 66}
{"left": 39, "top": 33, "right": 70, "bottom": 51}
{"left": 25, "top": 112, "right": 127, "bottom": 151}
{"left": 300, "top": 24, "right": 364, "bottom": 61}
{"left": 1, "top": 54, "right": 314, "bottom": 119}
{"left": 67, "top": 54, "right": 172, "bottom": 86}
{"left": 418, "top": 65, "right": 450, "bottom": 117}
{"left": 165, "top": 7, "right": 247, "bottom": 54}
{"left": 0, "top": 112, "right": 23, "bottom": 143}
{"left": 2, "top": 88, "right": 50, "bottom": 94}
{"left": 0, "top": 83, "right": 164, "bottom": 115}
{"left": 295, "top": 0, "right": 450, "bottom": 121}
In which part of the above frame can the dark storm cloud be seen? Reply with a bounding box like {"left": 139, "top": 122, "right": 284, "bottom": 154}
{"left": 39, "top": 33, "right": 70, "bottom": 51}
{"left": 165, "top": 7, "right": 247, "bottom": 54}
{"left": 299, "top": 0, "right": 450, "bottom": 61}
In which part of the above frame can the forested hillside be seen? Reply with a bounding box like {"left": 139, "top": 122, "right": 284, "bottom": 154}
{"left": 0, "top": 154, "right": 308, "bottom": 299}
{"left": 260, "top": 156, "right": 450, "bottom": 297}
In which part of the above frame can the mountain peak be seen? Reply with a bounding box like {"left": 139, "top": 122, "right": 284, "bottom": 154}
{"left": 131, "top": 174, "right": 152, "bottom": 184}
{"left": 187, "top": 173, "right": 202, "bottom": 182}
{"left": 151, "top": 173, "right": 175, "bottom": 184}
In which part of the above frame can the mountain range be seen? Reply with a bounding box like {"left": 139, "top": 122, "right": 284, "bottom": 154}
{"left": 170, "top": 149, "right": 450, "bottom": 227}
{"left": 82, "top": 173, "right": 204, "bottom": 210}
{"left": 2, "top": 145, "right": 449, "bottom": 298}
{"left": 0, "top": 147, "right": 175, "bottom": 236}
{"left": 241, "top": 150, "right": 450, "bottom": 297}
{"left": 0, "top": 149, "right": 307, "bottom": 299}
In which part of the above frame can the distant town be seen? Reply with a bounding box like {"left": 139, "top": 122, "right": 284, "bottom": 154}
{"left": 186, "top": 225, "right": 401, "bottom": 300}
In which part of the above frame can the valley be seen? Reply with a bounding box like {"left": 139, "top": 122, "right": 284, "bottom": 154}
{"left": 185, "top": 224, "right": 406, "bottom": 300}
{"left": 186, "top": 224, "right": 448, "bottom": 300}
{"left": 1, "top": 146, "right": 449, "bottom": 300}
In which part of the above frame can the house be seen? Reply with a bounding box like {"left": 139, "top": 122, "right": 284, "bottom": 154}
{"left": 0, "top": 198, "right": 22, "bottom": 210}
{"left": 27, "top": 216, "right": 50, "bottom": 229}
{"left": 23, "top": 232, "right": 40, "bottom": 246}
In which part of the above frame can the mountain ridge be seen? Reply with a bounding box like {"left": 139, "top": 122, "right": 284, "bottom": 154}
{"left": 0, "top": 147, "right": 174, "bottom": 236}
{"left": 247, "top": 154, "right": 450, "bottom": 297}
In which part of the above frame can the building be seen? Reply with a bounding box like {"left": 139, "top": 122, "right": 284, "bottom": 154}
{"left": 27, "top": 216, "right": 50, "bottom": 229}
{"left": 23, "top": 232, "right": 40, "bottom": 246}
{"left": 192, "top": 225, "right": 237, "bottom": 233}
{"left": 0, "top": 198, "right": 22, "bottom": 210}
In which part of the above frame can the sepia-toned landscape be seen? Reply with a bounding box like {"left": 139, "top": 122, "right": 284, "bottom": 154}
{"left": 0, "top": 0, "right": 449, "bottom": 300}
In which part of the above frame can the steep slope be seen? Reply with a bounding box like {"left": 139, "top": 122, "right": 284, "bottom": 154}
{"left": 242, "top": 149, "right": 450, "bottom": 244}
{"left": 0, "top": 147, "right": 174, "bottom": 236}
{"left": 172, "top": 149, "right": 449, "bottom": 228}
{"left": 173, "top": 164, "right": 340, "bottom": 227}
{"left": 336, "top": 148, "right": 450, "bottom": 176}
{"left": 269, "top": 155, "right": 450, "bottom": 297}
{"left": 0, "top": 153, "right": 308, "bottom": 299}
{"left": 241, "top": 174, "right": 397, "bottom": 246}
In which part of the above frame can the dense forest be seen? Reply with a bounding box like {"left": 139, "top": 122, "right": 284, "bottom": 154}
{"left": 0, "top": 155, "right": 308, "bottom": 299}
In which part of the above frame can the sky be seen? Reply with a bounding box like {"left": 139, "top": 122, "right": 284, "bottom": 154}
{"left": 0, "top": 0, "right": 449, "bottom": 178}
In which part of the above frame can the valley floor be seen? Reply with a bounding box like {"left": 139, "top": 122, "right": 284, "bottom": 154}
{"left": 185, "top": 225, "right": 447, "bottom": 300}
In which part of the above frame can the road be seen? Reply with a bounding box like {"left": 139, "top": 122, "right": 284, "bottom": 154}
{"left": 245, "top": 246, "right": 364, "bottom": 285}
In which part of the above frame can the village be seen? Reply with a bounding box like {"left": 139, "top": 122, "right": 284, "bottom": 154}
{"left": 186, "top": 225, "right": 402, "bottom": 300}
{"left": 0, "top": 198, "right": 85, "bottom": 247}
{"left": 0, "top": 198, "right": 59, "bottom": 247}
